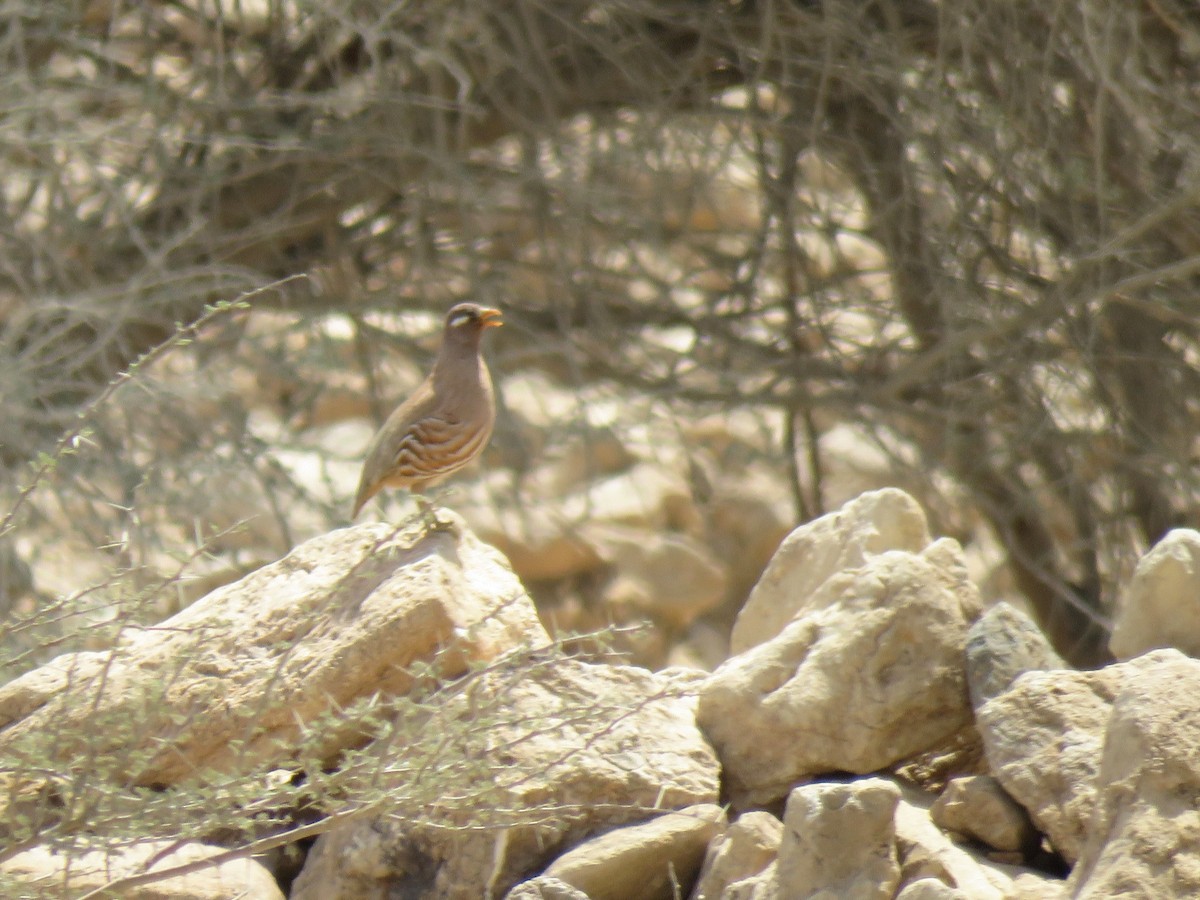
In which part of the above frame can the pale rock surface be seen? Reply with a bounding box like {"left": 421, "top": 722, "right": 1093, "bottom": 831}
{"left": 706, "top": 780, "right": 1062, "bottom": 900}
{"left": 505, "top": 877, "right": 592, "bottom": 900}
{"left": 724, "top": 866, "right": 772, "bottom": 899}
{"left": 896, "top": 879, "right": 969, "bottom": 900}
{"left": 0, "top": 517, "right": 546, "bottom": 785}
{"left": 537, "top": 804, "right": 725, "bottom": 900}
{"left": 975, "top": 669, "right": 1113, "bottom": 865}
{"left": 1004, "top": 874, "right": 1067, "bottom": 899}
{"left": 1069, "top": 650, "right": 1200, "bottom": 897}
{"left": 931, "top": 776, "right": 1037, "bottom": 853}
{"left": 762, "top": 778, "right": 902, "bottom": 899}
{"left": 698, "top": 539, "right": 979, "bottom": 804}
{"left": 730, "top": 487, "right": 932, "bottom": 652}
{"left": 893, "top": 782, "right": 1050, "bottom": 900}
{"left": 975, "top": 652, "right": 1169, "bottom": 863}
{"left": 689, "top": 811, "right": 782, "bottom": 900}
{"left": 1109, "top": 528, "right": 1200, "bottom": 660}
{"left": 0, "top": 840, "right": 283, "bottom": 900}
{"left": 965, "top": 602, "right": 1067, "bottom": 708}
{"left": 292, "top": 660, "right": 720, "bottom": 900}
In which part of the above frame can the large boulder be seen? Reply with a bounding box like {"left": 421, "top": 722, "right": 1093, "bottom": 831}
{"left": 698, "top": 537, "right": 979, "bottom": 804}
{"left": 0, "top": 517, "right": 547, "bottom": 785}
{"left": 975, "top": 651, "right": 1170, "bottom": 863}
{"left": 1069, "top": 650, "right": 1200, "bottom": 897}
{"left": 1109, "top": 529, "right": 1200, "bottom": 661}
{"left": 730, "top": 487, "right": 932, "bottom": 653}
{"left": 0, "top": 840, "right": 284, "bottom": 900}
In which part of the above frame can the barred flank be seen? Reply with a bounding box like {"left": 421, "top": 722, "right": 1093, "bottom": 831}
{"left": 389, "top": 415, "right": 492, "bottom": 481}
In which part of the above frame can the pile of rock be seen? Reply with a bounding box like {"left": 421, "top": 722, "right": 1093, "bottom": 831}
{"left": 4, "top": 487, "right": 1200, "bottom": 898}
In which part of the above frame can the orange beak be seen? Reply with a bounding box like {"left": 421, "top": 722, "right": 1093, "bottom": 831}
{"left": 479, "top": 307, "right": 504, "bottom": 328}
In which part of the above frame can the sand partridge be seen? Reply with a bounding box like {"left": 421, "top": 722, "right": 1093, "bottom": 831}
{"left": 351, "top": 303, "right": 502, "bottom": 519}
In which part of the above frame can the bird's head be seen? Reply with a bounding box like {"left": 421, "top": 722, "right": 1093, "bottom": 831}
{"left": 445, "top": 303, "right": 503, "bottom": 334}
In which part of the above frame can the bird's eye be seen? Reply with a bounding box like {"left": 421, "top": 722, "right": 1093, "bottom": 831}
{"left": 449, "top": 313, "right": 473, "bottom": 328}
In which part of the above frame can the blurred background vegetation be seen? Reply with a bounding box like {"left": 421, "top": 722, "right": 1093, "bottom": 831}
{"left": 4, "top": 0, "right": 1200, "bottom": 674}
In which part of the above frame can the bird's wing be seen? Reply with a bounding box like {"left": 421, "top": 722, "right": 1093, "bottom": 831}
{"left": 351, "top": 381, "right": 439, "bottom": 516}
{"left": 388, "top": 412, "right": 466, "bottom": 477}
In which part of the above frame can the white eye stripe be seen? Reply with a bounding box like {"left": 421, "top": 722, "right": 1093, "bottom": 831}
{"left": 449, "top": 313, "right": 473, "bottom": 327}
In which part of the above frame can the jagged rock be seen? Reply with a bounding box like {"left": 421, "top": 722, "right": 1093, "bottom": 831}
{"left": 698, "top": 539, "right": 979, "bottom": 804}
{"left": 1068, "top": 650, "right": 1200, "bottom": 897}
{"left": 764, "top": 778, "right": 902, "bottom": 899}
{"left": 536, "top": 804, "right": 725, "bottom": 900}
{"left": 975, "top": 652, "right": 1168, "bottom": 863}
{"left": 1109, "top": 529, "right": 1200, "bottom": 661}
{"left": 931, "top": 776, "right": 1038, "bottom": 854}
{"left": 730, "top": 487, "right": 932, "bottom": 653}
{"left": 291, "top": 660, "right": 720, "bottom": 900}
{"left": 689, "top": 811, "right": 782, "bottom": 900}
{"left": 0, "top": 840, "right": 283, "bottom": 900}
{"left": 965, "top": 602, "right": 1067, "bottom": 708}
{"left": 0, "top": 517, "right": 547, "bottom": 785}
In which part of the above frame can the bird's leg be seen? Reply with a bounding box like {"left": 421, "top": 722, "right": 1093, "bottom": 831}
{"left": 414, "top": 492, "right": 455, "bottom": 532}
{"left": 414, "top": 492, "right": 437, "bottom": 528}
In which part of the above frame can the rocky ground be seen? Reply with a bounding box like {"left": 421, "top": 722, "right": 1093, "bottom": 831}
{"left": 3, "top": 479, "right": 1199, "bottom": 898}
